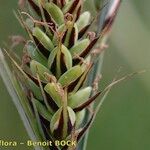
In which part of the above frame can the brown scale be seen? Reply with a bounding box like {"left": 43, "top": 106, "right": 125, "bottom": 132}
{"left": 67, "top": 0, "right": 81, "bottom": 14}
{"left": 73, "top": 91, "right": 101, "bottom": 112}
{"left": 45, "top": 92, "right": 59, "bottom": 112}
{"left": 67, "top": 63, "right": 93, "bottom": 93}
{"left": 67, "top": 111, "right": 74, "bottom": 136}
{"left": 27, "top": 0, "right": 57, "bottom": 34}
{"left": 53, "top": 110, "right": 64, "bottom": 139}
{"left": 78, "top": 18, "right": 95, "bottom": 39}
{"left": 60, "top": 0, "right": 66, "bottom": 8}
{"left": 64, "top": 27, "right": 77, "bottom": 48}
{"left": 43, "top": 9, "right": 57, "bottom": 33}
{"left": 27, "top": 0, "right": 41, "bottom": 16}
{"left": 68, "top": 27, "right": 76, "bottom": 48}
{"left": 73, "top": 37, "right": 99, "bottom": 65}
{"left": 50, "top": 54, "right": 57, "bottom": 75}
{"left": 78, "top": 24, "right": 91, "bottom": 39}
{"left": 33, "top": 36, "right": 50, "bottom": 59}
{"left": 60, "top": 52, "right": 68, "bottom": 74}
{"left": 77, "top": 113, "right": 94, "bottom": 142}
{"left": 76, "top": 5, "right": 82, "bottom": 21}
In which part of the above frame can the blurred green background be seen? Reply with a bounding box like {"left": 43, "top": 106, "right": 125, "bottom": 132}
{"left": 0, "top": 0, "right": 150, "bottom": 150}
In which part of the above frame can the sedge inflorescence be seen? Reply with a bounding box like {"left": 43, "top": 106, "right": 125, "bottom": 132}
{"left": 1, "top": 0, "right": 121, "bottom": 149}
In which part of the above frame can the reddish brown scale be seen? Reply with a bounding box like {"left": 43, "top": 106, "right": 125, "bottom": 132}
{"left": 68, "top": 63, "right": 93, "bottom": 92}
{"left": 43, "top": 9, "right": 57, "bottom": 32}
{"left": 73, "top": 91, "right": 101, "bottom": 112}
{"left": 67, "top": 0, "right": 81, "bottom": 14}
{"left": 60, "top": 52, "right": 68, "bottom": 74}
{"left": 67, "top": 111, "right": 74, "bottom": 137}
{"left": 77, "top": 113, "right": 94, "bottom": 141}
{"left": 78, "top": 18, "right": 95, "bottom": 39}
{"left": 25, "top": 72, "right": 41, "bottom": 86}
{"left": 62, "top": 13, "right": 76, "bottom": 47}
{"left": 52, "top": 108, "right": 75, "bottom": 139}
{"left": 76, "top": 5, "right": 82, "bottom": 21}
{"left": 33, "top": 36, "right": 50, "bottom": 59}
{"left": 62, "top": 21, "right": 77, "bottom": 48}
{"left": 61, "top": 29, "right": 68, "bottom": 43}
{"left": 50, "top": 57, "right": 57, "bottom": 76}
{"left": 68, "top": 27, "right": 76, "bottom": 48}
{"left": 78, "top": 24, "right": 91, "bottom": 39}
{"left": 60, "top": 113, "right": 95, "bottom": 145}
{"left": 27, "top": 0, "right": 41, "bottom": 16}
{"left": 39, "top": 115, "right": 51, "bottom": 137}
{"left": 42, "top": 125, "right": 60, "bottom": 150}
{"left": 45, "top": 92, "right": 59, "bottom": 112}
{"left": 28, "top": 0, "right": 57, "bottom": 33}
{"left": 67, "top": 74, "right": 83, "bottom": 92}
{"left": 75, "top": 63, "right": 93, "bottom": 89}
{"left": 53, "top": 111, "right": 64, "bottom": 139}
{"left": 73, "top": 37, "right": 99, "bottom": 64}
{"left": 60, "top": 0, "right": 66, "bottom": 8}
{"left": 39, "top": 114, "right": 50, "bottom": 133}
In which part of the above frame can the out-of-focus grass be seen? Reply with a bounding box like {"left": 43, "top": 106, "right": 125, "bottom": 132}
{"left": 0, "top": 1, "right": 30, "bottom": 150}
{"left": 133, "top": 0, "right": 150, "bottom": 30}
{"left": 0, "top": 1, "right": 150, "bottom": 150}
{"left": 87, "top": 1, "right": 150, "bottom": 150}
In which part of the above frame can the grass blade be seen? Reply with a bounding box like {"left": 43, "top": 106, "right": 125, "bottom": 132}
{"left": 0, "top": 49, "right": 42, "bottom": 150}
